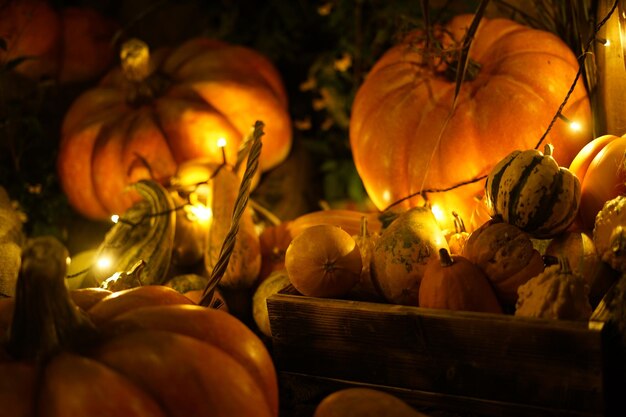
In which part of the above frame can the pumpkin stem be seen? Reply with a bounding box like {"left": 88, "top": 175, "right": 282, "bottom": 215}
{"left": 557, "top": 256, "right": 572, "bottom": 275}
{"left": 120, "top": 38, "right": 170, "bottom": 106}
{"left": 452, "top": 211, "right": 466, "bottom": 233}
{"left": 543, "top": 143, "right": 554, "bottom": 157}
{"left": 438, "top": 248, "right": 454, "bottom": 267}
{"left": 121, "top": 38, "right": 151, "bottom": 82}
{"left": 6, "top": 237, "right": 97, "bottom": 361}
{"left": 359, "top": 215, "right": 369, "bottom": 238}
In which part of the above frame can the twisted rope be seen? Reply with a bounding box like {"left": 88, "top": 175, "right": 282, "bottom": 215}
{"left": 199, "top": 121, "right": 264, "bottom": 307}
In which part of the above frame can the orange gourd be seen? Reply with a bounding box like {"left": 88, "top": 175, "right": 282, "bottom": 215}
{"left": 285, "top": 224, "right": 362, "bottom": 298}
{"left": 568, "top": 134, "right": 626, "bottom": 231}
{"left": 350, "top": 14, "right": 591, "bottom": 231}
{"left": 419, "top": 248, "right": 502, "bottom": 313}
{"left": 0, "top": 0, "right": 117, "bottom": 83}
{"left": 0, "top": 236, "right": 278, "bottom": 417}
{"left": 58, "top": 37, "right": 292, "bottom": 219}
{"left": 462, "top": 217, "right": 544, "bottom": 306}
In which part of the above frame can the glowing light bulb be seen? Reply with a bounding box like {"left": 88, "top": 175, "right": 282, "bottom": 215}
{"left": 382, "top": 190, "right": 392, "bottom": 203}
{"left": 604, "top": 39, "right": 611, "bottom": 47}
{"left": 188, "top": 203, "right": 212, "bottom": 223}
{"left": 111, "top": 214, "right": 119, "bottom": 224}
{"left": 96, "top": 256, "right": 113, "bottom": 270}
{"left": 217, "top": 137, "right": 227, "bottom": 148}
{"left": 569, "top": 120, "right": 582, "bottom": 132}
{"left": 430, "top": 204, "right": 445, "bottom": 225}
{"left": 66, "top": 256, "right": 71, "bottom": 266}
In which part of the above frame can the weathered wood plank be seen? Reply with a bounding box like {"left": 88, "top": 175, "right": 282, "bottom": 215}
{"left": 268, "top": 288, "right": 609, "bottom": 416}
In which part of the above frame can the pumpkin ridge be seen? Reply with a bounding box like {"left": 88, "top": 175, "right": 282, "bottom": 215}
{"left": 524, "top": 168, "right": 562, "bottom": 233}
{"left": 485, "top": 151, "right": 519, "bottom": 214}
{"left": 507, "top": 154, "right": 544, "bottom": 226}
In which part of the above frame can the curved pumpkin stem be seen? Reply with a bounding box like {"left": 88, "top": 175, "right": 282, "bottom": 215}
{"left": 543, "top": 143, "right": 555, "bottom": 157}
{"left": 7, "top": 237, "right": 96, "bottom": 361}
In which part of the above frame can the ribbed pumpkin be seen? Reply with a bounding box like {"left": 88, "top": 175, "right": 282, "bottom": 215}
{"left": 568, "top": 134, "right": 626, "bottom": 232}
{"left": 462, "top": 217, "right": 544, "bottom": 306}
{"left": 58, "top": 37, "right": 292, "bottom": 220}
{"left": 349, "top": 14, "right": 591, "bottom": 231}
{"left": 484, "top": 144, "right": 581, "bottom": 238}
{"left": 515, "top": 260, "right": 592, "bottom": 321}
{"left": 593, "top": 195, "right": 626, "bottom": 273}
{"left": 0, "top": 236, "right": 279, "bottom": 417}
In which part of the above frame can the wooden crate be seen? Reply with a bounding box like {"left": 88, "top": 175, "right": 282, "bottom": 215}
{"left": 267, "top": 278, "right": 626, "bottom": 417}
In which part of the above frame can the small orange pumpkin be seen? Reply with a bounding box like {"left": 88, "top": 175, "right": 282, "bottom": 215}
{"left": 285, "top": 224, "right": 362, "bottom": 298}
{"left": 419, "top": 248, "right": 502, "bottom": 313}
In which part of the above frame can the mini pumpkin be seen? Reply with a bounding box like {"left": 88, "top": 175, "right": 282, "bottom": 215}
{"left": 462, "top": 217, "right": 544, "bottom": 306}
{"left": 545, "top": 231, "right": 617, "bottom": 307}
{"left": 285, "top": 224, "right": 362, "bottom": 298}
{"left": 593, "top": 195, "right": 626, "bottom": 273}
{"left": 485, "top": 144, "right": 581, "bottom": 238}
{"left": 0, "top": 236, "right": 278, "bottom": 417}
{"left": 419, "top": 248, "right": 502, "bottom": 314}
{"left": 515, "top": 260, "right": 592, "bottom": 321}
{"left": 58, "top": 37, "right": 292, "bottom": 219}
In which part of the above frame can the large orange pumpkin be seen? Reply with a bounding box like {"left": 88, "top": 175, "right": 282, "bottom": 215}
{"left": 568, "top": 134, "right": 626, "bottom": 232}
{"left": 0, "top": 236, "right": 278, "bottom": 417}
{"left": 349, "top": 14, "right": 591, "bottom": 231}
{"left": 58, "top": 37, "right": 292, "bottom": 219}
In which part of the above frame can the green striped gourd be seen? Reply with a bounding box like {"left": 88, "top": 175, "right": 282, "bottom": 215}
{"left": 484, "top": 144, "right": 581, "bottom": 238}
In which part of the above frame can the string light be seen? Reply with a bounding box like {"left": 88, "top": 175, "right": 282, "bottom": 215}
{"left": 111, "top": 214, "right": 119, "bottom": 224}
{"left": 217, "top": 137, "right": 227, "bottom": 165}
{"left": 96, "top": 255, "right": 113, "bottom": 271}
{"left": 596, "top": 37, "right": 610, "bottom": 46}
{"left": 556, "top": 113, "right": 582, "bottom": 132}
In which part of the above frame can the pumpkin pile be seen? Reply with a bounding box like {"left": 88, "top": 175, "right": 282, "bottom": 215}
{"left": 275, "top": 136, "right": 625, "bottom": 323}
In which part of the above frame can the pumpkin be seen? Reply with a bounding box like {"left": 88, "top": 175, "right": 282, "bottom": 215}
{"left": 484, "top": 144, "right": 581, "bottom": 238}
{"left": 515, "top": 260, "right": 592, "bottom": 321}
{"left": 593, "top": 195, "right": 626, "bottom": 272}
{"left": 371, "top": 207, "right": 449, "bottom": 305}
{"left": 545, "top": 231, "right": 617, "bottom": 307}
{"left": 349, "top": 14, "right": 591, "bottom": 231}
{"left": 462, "top": 217, "right": 544, "bottom": 306}
{"left": 285, "top": 224, "right": 362, "bottom": 298}
{"left": 0, "top": 0, "right": 117, "bottom": 83}
{"left": 57, "top": 36, "right": 292, "bottom": 220}
{"left": 314, "top": 388, "right": 431, "bottom": 417}
{"left": 0, "top": 236, "right": 278, "bottom": 417}
{"left": 419, "top": 248, "right": 503, "bottom": 314}
{"left": 568, "top": 134, "right": 626, "bottom": 232}
{"left": 0, "top": 0, "right": 61, "bottom": 80}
